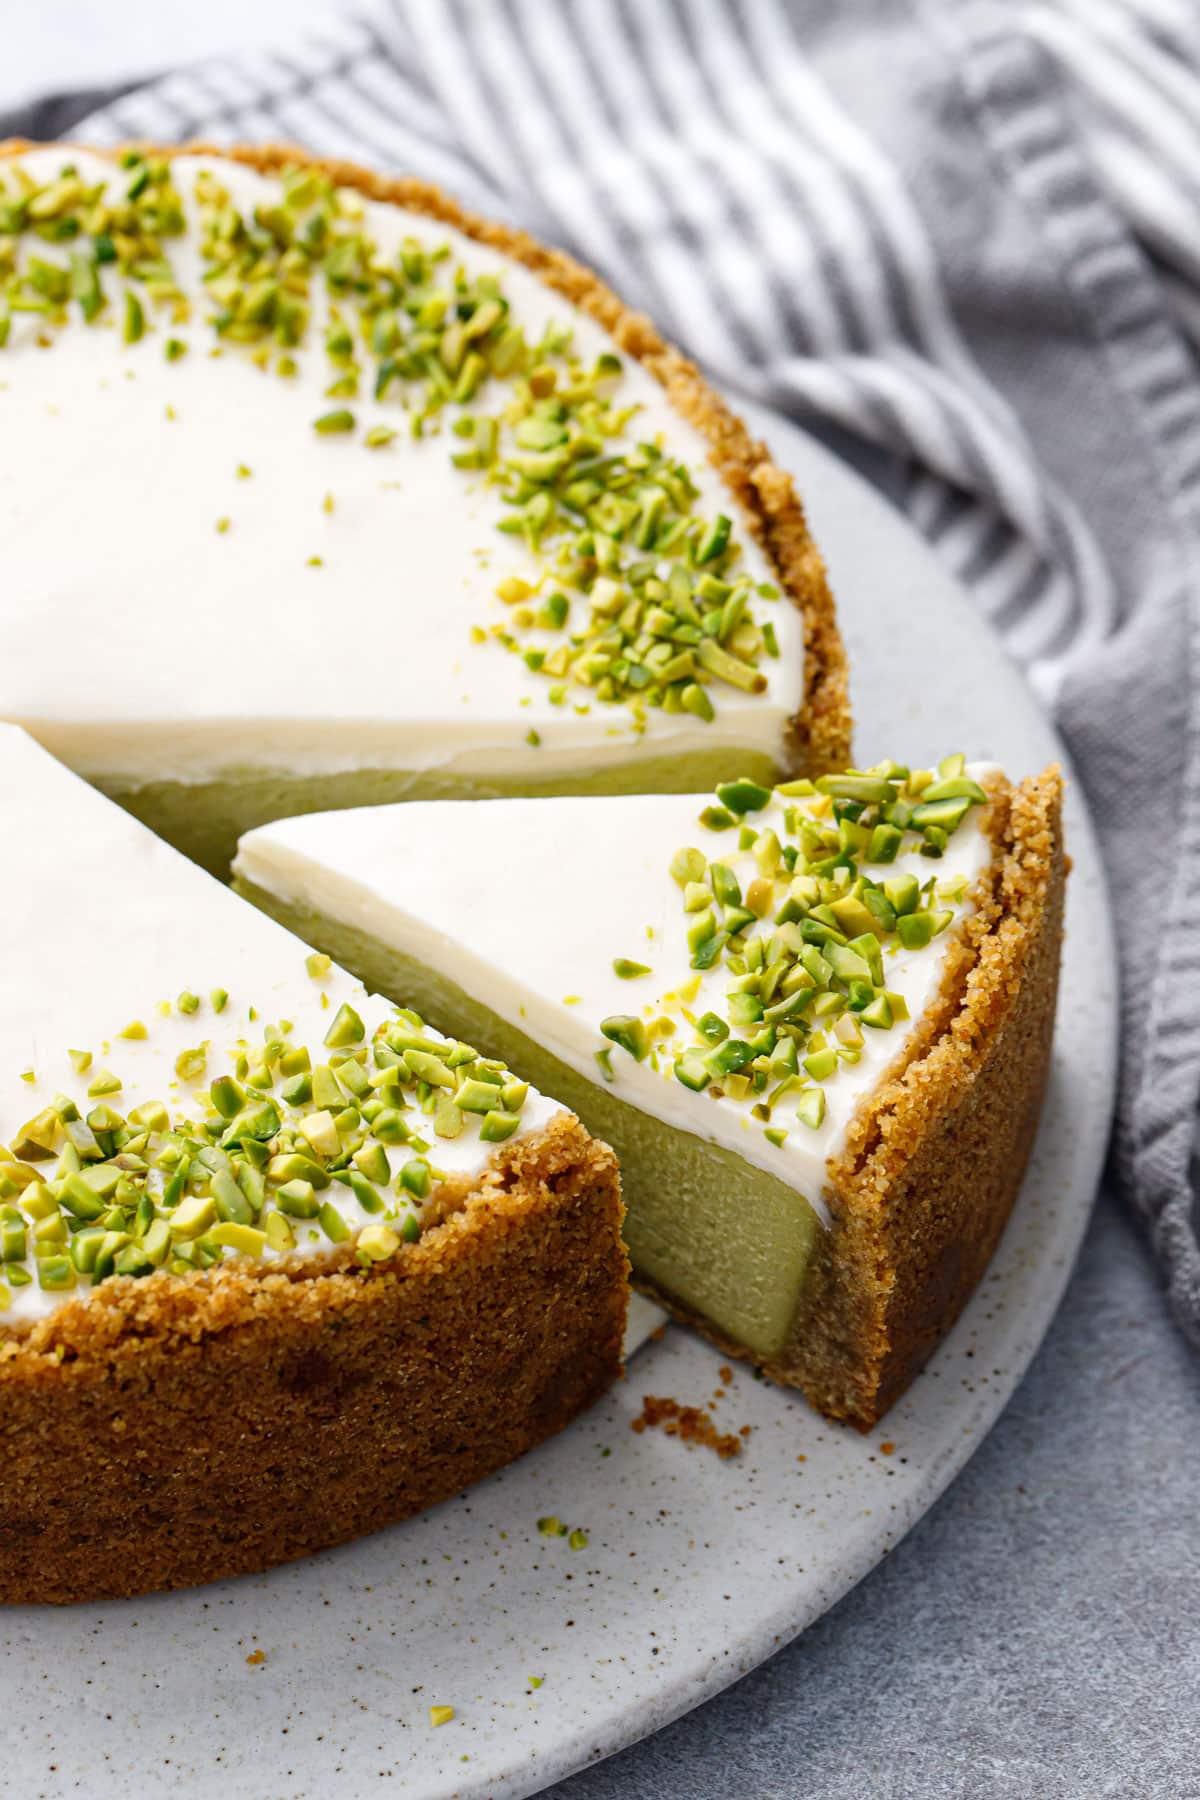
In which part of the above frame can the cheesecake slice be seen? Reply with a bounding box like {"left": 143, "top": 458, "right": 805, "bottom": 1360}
{"left": 235, "top": 759, "right": 1065, "bottom": 1427}
{"left": 0, "top": 725, "right": 626, "bottom": 1604}
{"left": 0, "top": 142, "right": 847, "bottom": 873}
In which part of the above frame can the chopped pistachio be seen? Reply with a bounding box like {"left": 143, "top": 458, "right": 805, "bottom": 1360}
{"left": 716, "top": 778, "right": 773, "bottom": 816}
{"left": 210, "top": 1222, "right": 268, "bottom": 1257}
{"left": 123, "top": 290, "right": 145, "bottom": 344}
{"left": 169, "top": 1197, "right": 218, "bottom": 1240}
{"left": 795, "top": 1088, "right": 826, "bottom": 1130}
{"left": 318, "top": 1200, "right": 350, "bottom": 1243}
{"left": 357, "top": 1222, "right": 400, "bottom": 1263}
{"left": 324, "top": 1003, "right": 365, "bottom": 1048}
{"left": 600, "top": 1015, "right": 650, "bottom": 1063}
{"left": 174, "top": 1045, "right": 207, "bottom": 1082}
{"left": 276, "top": 1179, "right": 320, "bottom": 1219}
{"left": 480, "top": 1111, "right": 521, "bottom": 1143}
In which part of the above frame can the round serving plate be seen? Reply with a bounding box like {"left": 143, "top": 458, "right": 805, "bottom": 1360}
{"left": 4, "top": 402, "right": 1117, "bottom": 1800}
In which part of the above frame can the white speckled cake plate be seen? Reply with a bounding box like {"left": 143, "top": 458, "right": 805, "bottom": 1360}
{"left": 4, "top": 402, "right": 1117, "bottom": 1800}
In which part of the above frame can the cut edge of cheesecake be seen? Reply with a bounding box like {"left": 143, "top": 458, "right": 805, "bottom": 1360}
{"left": 233, "top": 764, "right": 1065, "bottom": 1432}
{"left": 0, "top": 1108, "right": 626, "bottom": 1604}
{"left": 636, "top": 766, "right": 1066, "bottom": 1427}
{"left": 0, "top": 137, "right": 852, "bottom": 791}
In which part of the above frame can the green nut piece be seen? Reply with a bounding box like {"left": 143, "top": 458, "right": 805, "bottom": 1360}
{"left": 816, "top": 773, "right": 895, "bottom": 805}
{"left": 715, "top": 778, "right": 773, "bottom": 816}
{"left": 795, "top": 1087, "right": 827, "bottom": 1130}
{"left": 600, "top": 1015, "right": 650, "bottom": 1063}
{"left": 480, "top": 1111, "right": 521, "bottom": 1143}
{"left": 209, "top": 1222, "right": 268, "bottom": 1257}
{"left": 354, "top": 1142, "right": 391, "bottom": 1185}
{"left": 209, "top": 1075, "right": 244, "bottom": 1119}
{"left": 356, "top": 1223, "right": 399, "bottom": 1263}
{"left": 211, "top": 1168, "right": 254, "bottom": 1225}
{"left": 170, "top": 1196, "right": 218, "bottom": 1240}
{"left": 318, "top": 1200, "right": 351, "bottom": 1243}
{"left": 669, "top": 847, "right": 707, "bottom": 888}
{"left": 266, "top": 1153, "right": 330, "bottom": 1190}
{"left": 674, "top": 1055, "right": 710, "bottom": 1092}
{"left": 300, "top": 1110, "right": 342, "bottom": 1161}
{"left": 275, "top": 1179, "right": 320, "bottom": 1219}
{"left": 398, "top": 1157, "right": 432, "bottom": 1199}
{"left": 324, "top": 1003, "right": 365, "bottom": 1049}
{"left": 451, "top": 1078, "right": 500, "bottom": 1115}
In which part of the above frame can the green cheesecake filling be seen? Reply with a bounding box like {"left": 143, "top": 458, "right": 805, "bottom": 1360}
{"left": 102, "top": 748, "right": 781, "bottom": 878}
{"left": 234, "top": 879, "right": 819, "bottom": 1355}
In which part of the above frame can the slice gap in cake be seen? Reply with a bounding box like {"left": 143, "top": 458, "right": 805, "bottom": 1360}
{"left": 234, "top": 756, "right": 1066, "bottom": 1429}
{"left": 0, "top": 142, "right": 848, "bottom": 873}
{"left": 0, "top": 724, "right": 626, "bottom": 1604}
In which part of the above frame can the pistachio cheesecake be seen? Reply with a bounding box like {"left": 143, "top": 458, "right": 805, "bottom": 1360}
{"left": 0, "top": 141, "right": 848, "bottom": 875}
{"left": 0, "top": 725, "right": 626, "bottom": 1604}
{"left": 235, "top": 758, "right": 1065, "bottom": 1428}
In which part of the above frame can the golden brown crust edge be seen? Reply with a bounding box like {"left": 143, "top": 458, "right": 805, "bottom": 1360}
{"left": 0, "top": 1114, "right": 627, "bottom": 1604}
{"left": 634, "top": 769, "right": 1065, "bottom": 1430}
{"left": 0, "top": 137, "right": 851, "bottom": 776}
{"left": 796, "top": 766, "right": 1066, "bottom": 1425}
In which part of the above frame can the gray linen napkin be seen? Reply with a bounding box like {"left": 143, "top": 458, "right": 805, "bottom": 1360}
{"left": 11, "top": 0, "right": 1200, "bottom": 1340}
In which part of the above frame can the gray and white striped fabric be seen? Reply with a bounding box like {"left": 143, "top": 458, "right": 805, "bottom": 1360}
{"left": 58, "top": 1, "right": 1200, "bottom": 1340}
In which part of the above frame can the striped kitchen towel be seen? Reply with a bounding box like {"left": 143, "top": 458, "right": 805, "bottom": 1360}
{"left": 15, "top": 0, "right": 1200, "bottom": 1339}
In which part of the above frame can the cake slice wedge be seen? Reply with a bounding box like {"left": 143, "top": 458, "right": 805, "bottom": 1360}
{"left": 235, "top": 759, "right": 1065, "bottom": 1428}
{"left": 0, "top": 725, "right": 626, "bottom": 1604}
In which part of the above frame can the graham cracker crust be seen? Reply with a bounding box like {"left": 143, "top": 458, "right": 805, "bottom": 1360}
{"left": 0, "top": 1114, "right": 626, "bottom": 1604}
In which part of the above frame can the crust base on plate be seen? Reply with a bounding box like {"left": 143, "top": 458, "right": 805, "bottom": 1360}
{"left": 637, "top": 768, "right": 1066, "bottom": 1429}
{"left": 0, "top": 1114, "right": 626, "bottom": 1605}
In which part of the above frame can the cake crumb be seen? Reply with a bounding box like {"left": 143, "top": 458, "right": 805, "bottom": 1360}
{"left": 718, "top": 1365, "right": 733, "bottom": 1383}
{"left": 245, "top": 1649, "right": 265, "bottom": 1666}
{"left": 631, "top": 1395, "right": 744, "bottom": 1459}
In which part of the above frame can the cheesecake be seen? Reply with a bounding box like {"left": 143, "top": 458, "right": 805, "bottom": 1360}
{"left": 0, "top": 141, "right": 848, "bottom": 874}
{"left": 0, "top": 725, "right": 626, "bottom": 1603}
{"left": 236, "top": 759, "right": 1065, "bottom": 1427}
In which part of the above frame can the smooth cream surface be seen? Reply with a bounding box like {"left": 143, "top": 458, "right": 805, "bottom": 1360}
{"left": 0, "top": 149, "right": 802, "bottom": 787}
{"left": 236, "top": 772, "right": 998, "bottom": 1226}
{"left": 0, "top": 726, "right": 558, "bottom": 1321}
